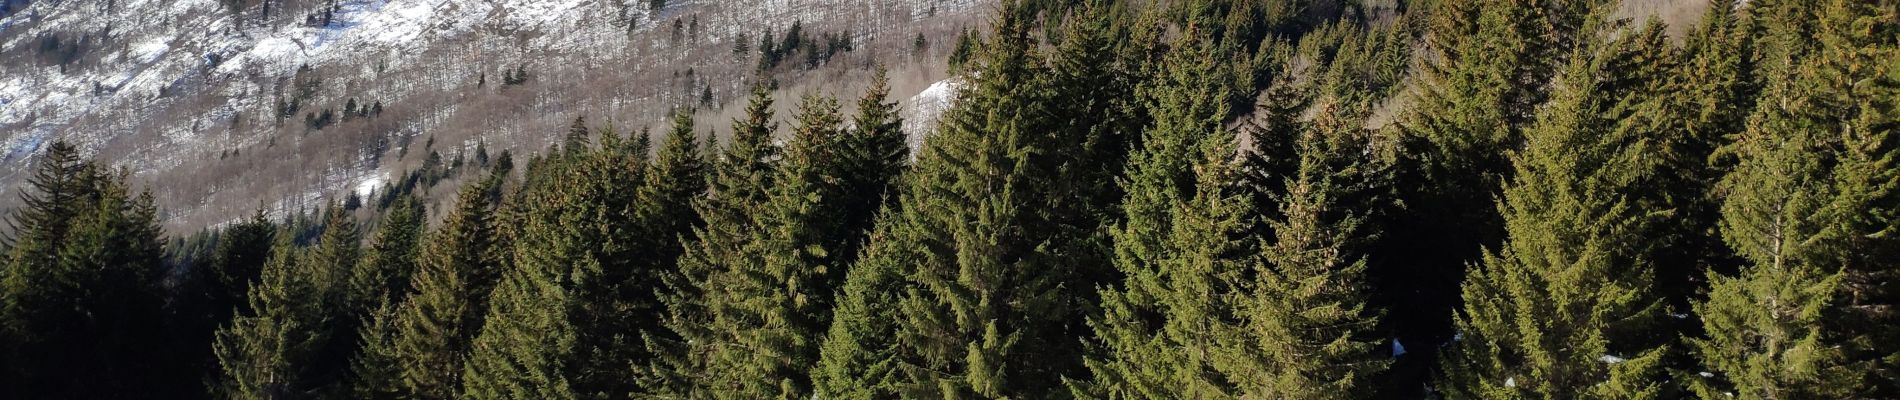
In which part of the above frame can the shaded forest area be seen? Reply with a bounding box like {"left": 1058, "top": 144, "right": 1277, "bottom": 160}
{"left": 2, "top": 0, "right": 1897, "bottom": 398}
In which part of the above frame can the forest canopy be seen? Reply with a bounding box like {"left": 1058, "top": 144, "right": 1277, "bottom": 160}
{"left": 1, "top": 0, "right": 1896, "bottom": 399}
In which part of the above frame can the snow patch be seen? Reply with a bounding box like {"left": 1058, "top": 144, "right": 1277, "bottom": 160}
{"left": 356, "top": 174, "right": 386, "bottom": 198}
{"left": 133, "top": 39, "right": 172, "bottom": 64}
{"left": 901, "top": 77, "right": 963, "bottom": 154}
{"left": 1598, "top": 354, "right": 1627, "bottom": 364}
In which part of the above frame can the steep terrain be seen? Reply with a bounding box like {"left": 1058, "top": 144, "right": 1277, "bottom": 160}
{"left": 0, "top": 0, "right": 982, "bottom": 230}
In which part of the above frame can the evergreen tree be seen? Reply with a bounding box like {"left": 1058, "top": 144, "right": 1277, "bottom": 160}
{"left": 345, "top": 194, "right": 425, "bottom": 326}
{"left": 648, "top": 83, "right": 781, "bottom": 396}
{"left": 1690, "top": 84, "right": 1859, "bottom": 398}
{"left": 1692, "top": 0, "right": 1900, "bottom": 396}
{"left": 1222, "top": 107, "right": 1390, "bottom": 398}
{"left": 1384, "top": 0, "right": 1604, "bottom": 369}
{"left": 837, "top": 67, "right": 911, "bottom": 227}
{"left": 609, "top": 108, "right": 709, "bottom": 397}
{"left": 460, "top": 159, "right": 589, "bottom": 400}
{"left": 0, "top": 145, "right": 169, "bottom": 398}
{"left": 1436, "top": 17, "right": 1675, "bottom": 398}
{"left": 1081, "top": 20, "right": 1252, "bottom": 399}
{"left": 173, "top": 211, "right": 278, "bottom": 399}
{"left": 293, "top": 205, "right": 364, "bottom": 397}
{"left": 465, "top": 109, "right": 704, "bottom": 400}
{"left": 816, "top": 2, "right": 1104, "bottom": 397}
{"left": 696, "top": 95, "right": 848, "bottom": 399}
{"left": 353, "top": 179, "right": 503, "bottom": 399}
{"left": 214, "top": 229, "right": 333, "bottom": 399}
{"left": 565, "top": 116, "right": 591, "bottom": 156}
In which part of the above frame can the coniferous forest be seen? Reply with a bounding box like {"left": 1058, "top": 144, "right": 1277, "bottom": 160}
{"left": 2, "top": 0, "right": 1898, "bottom": 398}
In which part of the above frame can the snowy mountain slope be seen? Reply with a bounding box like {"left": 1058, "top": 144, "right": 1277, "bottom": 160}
{"left": 0, "top": 0, "right": 988, "bottom": 230}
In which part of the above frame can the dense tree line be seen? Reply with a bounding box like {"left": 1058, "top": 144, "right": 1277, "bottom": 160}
{"left": 1, "top": 0, "right": 1896, "bottom": 398}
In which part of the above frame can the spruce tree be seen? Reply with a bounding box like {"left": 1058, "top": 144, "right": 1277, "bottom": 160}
{"left": 353, "top": 179, "right": 503, "bottom": 399}
{"left": 295, "top": 205, "right": 363, "bottom": 397}
{"left": 465, "top": 109, "right": 704, "bottom": 400}
{"left": 0, "top": 147, "right": 170, "bottom": 398}
{"left": 1385, "top": 0, "right": 1604, "bottom": 367}
{"left": 837, "top": 67, "right": 911, "bottom": 231}
{"left": 173, "top": 211, "right": 278, "bottom": 399}
{"left": 1081, "top": 21, "right": 1251, "bottom": 399}
{"left": 647, "top": 83, "right": 780, "bottom": 396}
{"left": 1222, "top": 107, "right": 1390, "bottom": 398}
{"left": 698, "top": 95, "right": 848, "bottom": 399}
{"left": 1692, "top": 0, "right": 1900, "bottom": 396}
{"left": 1436, "top": 17, "right": 1675, "bottom": 398}
{"left": 345, "top": 194, "right": 425, "bottom": 325}
{"left": 609, "top": 108, "right": 708, "bottom": 397}
{"left": 816, "top": 2, "right": 1103, "bottom": 397}
{"left": 214, "top": 229, "right": 333, "bottom": 399}
{"left": 1690, "top": 85, "right": 1859, "bottom": 398}
{"left": 460, "top": 160, "right": 588, "bottom": 400}
{"left": 0, "top": 141, "right": 93, "bottom": 396}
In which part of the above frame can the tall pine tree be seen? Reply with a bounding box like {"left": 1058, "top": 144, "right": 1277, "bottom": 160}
{"left": 352, "top": 178, "right": 504, "bottom": 400}
{"left": 0, "top": 144, "right": 169, "bottom": 398}
{"left": 1436, "top": 14, "right": 1675, "bottom": 398}
{"left": 1692, "top": 0, "right": 1900, "bottom": 396}
{"left": 816, "top": 2, "right": 1106, "bottom": 397}
{"left": 1080, "top": 20, "right": 1253, "bottom": 399}
{"left": 1223, "top": 106, "right": 1390, "bottom": 398}
{"left": 214, "top": 223, "right": 336, "bottom": 399}
{"left": 647, "top": 83, "right": 781, "bottom": 397}
{"left": 1385, "top": 0, "right": 1605, "bottom": 368}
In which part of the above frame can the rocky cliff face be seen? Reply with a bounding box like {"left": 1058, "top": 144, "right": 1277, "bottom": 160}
{"left": 0, "top": 0, "right": 979, "bottom": 230}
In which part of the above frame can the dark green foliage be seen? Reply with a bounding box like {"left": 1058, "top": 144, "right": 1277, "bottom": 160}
{"left": 2, "top": 2, "right": 1894, "bottom": 398}
{"left": 1691, "top": 0, "right": 1900, "bottom": 397}
{"left": 1437, "top": 14, "right": 1681, "bottom": 398}
{"left": 1081, "top": 17, "right": 1251, "bottom": 399}
{"left": 345, "top": 195, "right": 425, "bottom": 323}
{"left": 169, "top": 211, "right": 278, "bottom": 398}
{"left": 353, "top": 178, "right": 504, "bottom": 400}
{"left": 1381, "top": 0, "right": 1610, "bottom": 384}
{"left": 0, "top": 142, "right": 169, "bottom": 398}
{"left": 648, "top": 83, "right": 781, "bottom": 397}
{"left": 837, "top": 67, "right": 910, "bottom": 219}
{"left": 463, "top": 109, "right": 705, "bottom": 400}
{"left": 213, "top": 223, "right": 332, "bottom": 398}
{"left": 816, "top": 2, "right": 1111, "bottom": 397}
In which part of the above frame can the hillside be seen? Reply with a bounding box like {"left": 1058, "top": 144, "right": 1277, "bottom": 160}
{"left": 0, "top": 0, "right": 984, "bottom": 230}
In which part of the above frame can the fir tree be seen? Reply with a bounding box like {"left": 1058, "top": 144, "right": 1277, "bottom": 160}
{"left": 214, "top": 229, "right": 333, "bottom": 399}
{"left": 836, "top": 67, "right": 910, "bottom": 227}
{"left": 0, "top": 141, "right": 95, "bottom": 395}
{"left": 1221, "top": 107, "right": 1390, "bottom": 398}
{"left": 1692, "top": 0, "right": 1900, "bottom": 396}
{"left": 1437, "top": 16, "right": 1675, "bottom": 398}
{"left": 1080, "top": 20, "right": 1252, "bottom": 399}
{"left": 345, "top": 195, "right": 425, "bottom": 325}
{"left": 460, "top": 158, "right": 589, "bottom": 400}
{"left": 1385, "top": 0, "right": 1604, "bottom": 368}
{"left": 1690, "top": 86, "right": 1859, "bottom": 398}
{"left": 817, "top": 2, "right": 1103, "bottom": 397}
{"left": 0, "top": 146, "right": 169, "bottom": 398}
{"left": 353, "top": 179, "right": 503, "bottom": 399}
{"left": 699, "top": 95, "right": 848, "bottom": 399}
{"left": 607, "top": 108, "right": 708, "bottom": 397}
{"left": 565, "top": 116, "right": 591, "bottom": 156}
{"left": 173, "top": 211, "right": 278, "bottom": 398}
{"left": 648, "top": 83, "right": 781, "bottom": 396}
{"left": 293, "top": 205, "right": 363, "bottom": 397}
